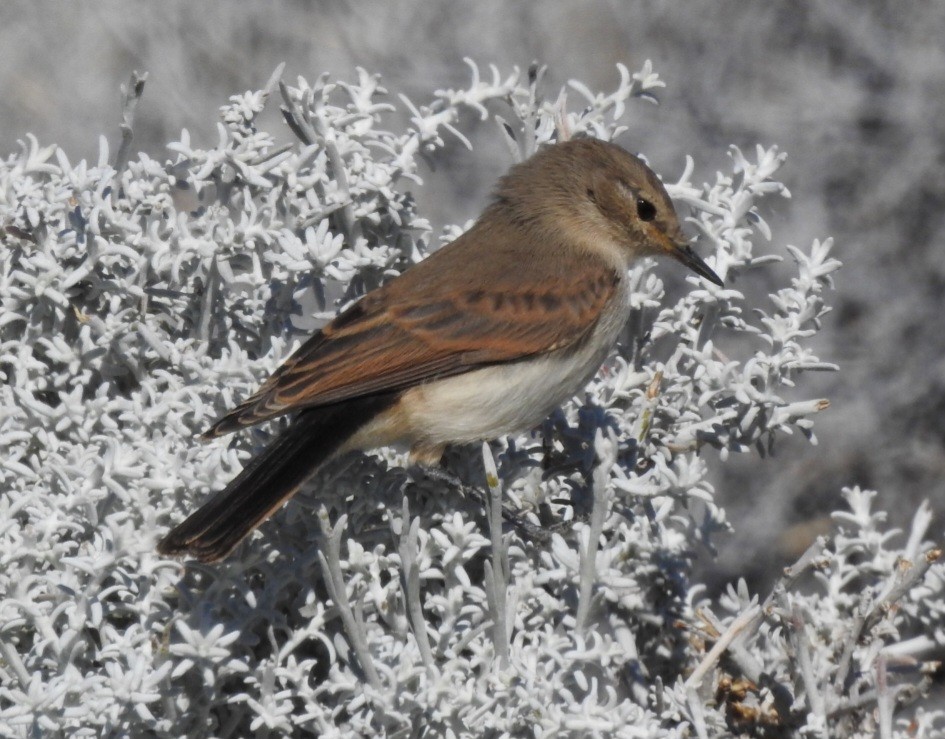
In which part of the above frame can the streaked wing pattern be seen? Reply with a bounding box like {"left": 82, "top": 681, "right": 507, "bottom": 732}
{"left": 203, "top": 246, "right": 619, "bottom": 438}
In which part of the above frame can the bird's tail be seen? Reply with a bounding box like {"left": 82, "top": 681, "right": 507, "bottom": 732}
{"left": 157, "top": 394, "right": 396, "bottom": 563}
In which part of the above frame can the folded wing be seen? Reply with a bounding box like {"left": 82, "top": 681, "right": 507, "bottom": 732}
{"left": 203, "top": 231, "right": 620, "bottom": 438}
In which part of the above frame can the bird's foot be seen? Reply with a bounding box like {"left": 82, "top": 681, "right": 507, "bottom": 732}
{"left": 407, "top": 464, "right": 551, "bottom": 543}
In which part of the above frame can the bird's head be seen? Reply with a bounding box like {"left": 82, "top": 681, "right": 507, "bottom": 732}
{"left": 493, "top": 138, "right": 723, "bottom": 286}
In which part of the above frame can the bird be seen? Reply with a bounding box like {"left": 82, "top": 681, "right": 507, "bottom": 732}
{"left": 157, "top": 137, "right": 723, "bottom": 562}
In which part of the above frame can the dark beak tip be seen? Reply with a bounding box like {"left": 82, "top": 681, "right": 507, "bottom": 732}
{"left": 705, "top": 270, "right": 724, "bottom": 288}
{"left": 677, "top": 244, "right": 723, "bottom": 287}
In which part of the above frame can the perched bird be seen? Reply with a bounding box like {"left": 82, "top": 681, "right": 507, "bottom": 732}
{"left": 158, "top": 137, "right": 722, "bottom": 562}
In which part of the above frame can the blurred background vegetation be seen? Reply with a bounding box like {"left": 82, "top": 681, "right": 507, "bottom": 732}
{"left": 4, "top": 0, "right": 943, "bottom": 590}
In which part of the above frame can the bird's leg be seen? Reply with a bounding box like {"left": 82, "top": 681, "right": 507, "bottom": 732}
{"left": 407, "top": 463, "right": 551, "bottom": 543}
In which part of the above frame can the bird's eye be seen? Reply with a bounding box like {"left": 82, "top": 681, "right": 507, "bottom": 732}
{"left": 636, "top": 198, "right": 657, "bottom": 222}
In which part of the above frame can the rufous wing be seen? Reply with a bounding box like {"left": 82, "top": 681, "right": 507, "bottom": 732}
{"left": 203, "top": 229, "right": 620, "bottom": 438}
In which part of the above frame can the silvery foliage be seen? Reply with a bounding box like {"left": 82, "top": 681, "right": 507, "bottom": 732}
{"left": 0, "top": 60, "right": 941, "bottom": 737}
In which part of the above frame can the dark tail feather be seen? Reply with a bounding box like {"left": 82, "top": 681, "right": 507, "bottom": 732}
{"left": 157, "top": 394, "right": 397, "bottom": 563}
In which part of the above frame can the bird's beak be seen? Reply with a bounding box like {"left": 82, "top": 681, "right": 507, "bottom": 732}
{"left": 671, "top": 240, "right": 723, "bottom": 286}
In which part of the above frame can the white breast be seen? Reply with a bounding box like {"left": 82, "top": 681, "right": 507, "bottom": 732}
{"left": 402, "top": 276, "right": 631, "bottom": 446}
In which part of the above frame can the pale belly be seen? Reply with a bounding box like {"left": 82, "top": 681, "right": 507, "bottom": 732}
{"left": 403, "top": 340, "right": 611, "bottom": 445}
{"left": 343, "top": 277, "right": 631, "bottom": 460}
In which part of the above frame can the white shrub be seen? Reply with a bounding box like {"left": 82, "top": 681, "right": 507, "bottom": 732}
{"left": 0, "top": 61, "right": 941, "bottom": 738}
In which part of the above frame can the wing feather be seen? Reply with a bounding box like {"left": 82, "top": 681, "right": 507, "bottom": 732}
{"left": 203, "top": 228, "right": 621, "bottom": 438}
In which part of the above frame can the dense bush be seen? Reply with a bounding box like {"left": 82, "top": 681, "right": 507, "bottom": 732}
{"left": 1, "top": 61, "right": 941, "bottom": 737}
